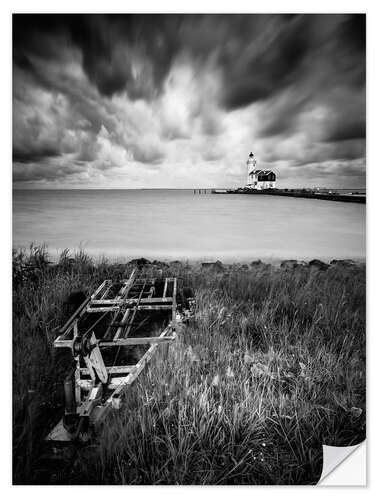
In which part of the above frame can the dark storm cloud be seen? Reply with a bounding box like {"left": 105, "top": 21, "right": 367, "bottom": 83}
{"left": 13, "top": 14, "right": 183, "bottom": 99}
{"left": 12, "top": 14, "right": 366, "bottom": 186}
{"left": 14, "top": 14, "right": 365, "bottom": 104}
{"left": 325, "top": 120, "right": 366, "bottom": 142}
{"left": 257, "top": 93, "right": 310, "bottom": 137}
{"left": 13, "top": 145, "right": 62, "bottom": 164}
{"left": 219, "top": 16, "right": 312, "bottom": 109}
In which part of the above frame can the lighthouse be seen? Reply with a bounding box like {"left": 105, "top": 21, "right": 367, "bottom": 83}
{"left": 246, "top": 152, "right": 257, "bottom": 185}
{"left": 245, "top": 152, "right": 276, "bottom": 190}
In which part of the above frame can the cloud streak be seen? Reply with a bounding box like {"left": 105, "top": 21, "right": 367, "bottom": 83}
{"left": 13, "top": 14, "right": 366, "bottom": 188}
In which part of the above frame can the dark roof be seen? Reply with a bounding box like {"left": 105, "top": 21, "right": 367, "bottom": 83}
{"left": 249, "top": 169, "right": 275, "bottom": 175}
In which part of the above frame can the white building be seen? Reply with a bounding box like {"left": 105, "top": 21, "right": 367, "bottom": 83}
{"left": 245, "top": 152, "right": 276, "bottom": 190}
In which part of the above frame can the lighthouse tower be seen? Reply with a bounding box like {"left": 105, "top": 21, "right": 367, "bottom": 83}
{"left": 246, "top": 152, "right": 257, "bottom": 186}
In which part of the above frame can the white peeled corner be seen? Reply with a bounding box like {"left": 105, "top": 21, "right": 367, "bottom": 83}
{"left": 318, "top": 440, "right": 366, "bottom": 485}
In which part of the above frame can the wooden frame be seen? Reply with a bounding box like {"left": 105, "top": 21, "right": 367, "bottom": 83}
{"left": 47, "top": 267, "right": 178, "bottom": 441}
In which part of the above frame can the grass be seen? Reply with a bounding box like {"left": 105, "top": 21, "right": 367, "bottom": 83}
{"left": 12, "top": 246, "right": 366, "bottom": 485}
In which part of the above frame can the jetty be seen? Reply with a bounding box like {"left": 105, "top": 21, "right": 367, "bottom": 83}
{"left": 211, "top": 188, "right": 366, "bottom": 204}
{"left": 213, "top": 151, "right": 366, "bottom": 203}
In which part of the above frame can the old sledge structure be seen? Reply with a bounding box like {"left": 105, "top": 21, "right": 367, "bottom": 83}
{"left": 47, "top": 267, "right": 179, "bottom": 442}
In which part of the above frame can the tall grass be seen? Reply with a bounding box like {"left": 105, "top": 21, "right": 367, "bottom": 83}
{"left": 12, "top": 247, "right": 366, "bottom": 484}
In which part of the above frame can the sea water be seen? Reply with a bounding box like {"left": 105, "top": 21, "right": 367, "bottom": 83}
{"left": 13, "top": 189, "right": 365, "bottom": 262}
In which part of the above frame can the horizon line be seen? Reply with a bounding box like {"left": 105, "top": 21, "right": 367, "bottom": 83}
{"left": 12, "top": 186, "right": 367, "bottom": 191}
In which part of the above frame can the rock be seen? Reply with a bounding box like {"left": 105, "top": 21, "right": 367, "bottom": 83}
{"left": 280, "top": 259, "right": 297, "bottom": 269}
{"left": 280, "top": 259, "right": 298, "bottom": 270}
{"left": 201, "top": 260, "right": 224, "bottom": 272}
{"left": 280, "top": 259, "right": 307, "bottom": 270}
{"left": 330, "top": 259, "right": 356, "bottom": 267}
{"left": 151, "top": 260, "right": 168, "bottom": 268}
{"left": 250, "top": 260, "right": 271, "bottom": 271}
{"left": 127, "top": 257, "right": 151, "bottom": 268}
{"left": 308, "top": 259, "right": 330, "bottom": 271}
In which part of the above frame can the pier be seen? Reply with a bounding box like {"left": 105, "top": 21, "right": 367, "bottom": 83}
{"left": 211, "top": 188, "right": 366, "bottom": 204}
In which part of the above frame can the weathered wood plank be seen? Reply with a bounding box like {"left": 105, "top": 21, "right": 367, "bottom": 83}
{"left": 80, "top": 365, "right": 135, "bottom": 375}
{"left": 99, "top": 334, "right": 175, "bottom": 346}
{"left": 91, "top": 297, "right": 173, "bottom": 305}
{"left": 90, "top": 280, "right": 112, "bottom": 300}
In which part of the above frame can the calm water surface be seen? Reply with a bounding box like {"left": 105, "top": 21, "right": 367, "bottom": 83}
{"left": 13, "top": 189, "right": 365, "bottom": 262}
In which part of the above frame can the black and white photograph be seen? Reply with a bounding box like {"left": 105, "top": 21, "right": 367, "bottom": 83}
{"left": 11, "top": 11, "right": 366, "bottom": 486}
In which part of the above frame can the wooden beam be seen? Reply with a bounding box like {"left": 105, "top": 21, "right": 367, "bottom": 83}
{"left": 163, "top": 278, "right": 168, "bottom": 298}
{"left": 136, "top": 305, "right": 172, "bottom": 310}
{"left": 172, "top": 277, "right": 177, "bottom": 329}
{"left": 80, "top": 365, "right": 135, "bottom": 375}
{"left": 114, "top": 309, "right": 130, "bottom": 340}
{"left": 88, "top": 304, "right": 173, "bottom": 313}
{"left": 99, "top": 334, "right": 176, "bottom": 346}
{"left": 78, "top": 376, "right": 132, "bottom": 390}
{"left": 54, "top": 338, "right": 74, "bottom": 349}
{"left": 91, "top": 297, "right": 173, "bottom": 305}
{"left": 103, "top": 267, "right": 138, "bottom": 339}
{"left": 87, "top": 306, "right": 120, "bottom": 313}
{"left": 90, "top": 280, "right": 112, "bottom": 300}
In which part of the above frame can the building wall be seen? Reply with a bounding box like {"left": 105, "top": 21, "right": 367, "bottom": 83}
{"left": 256, "top": 181, "right": 275, "bottom": 190}
{"left": 246, "top": 179, "right": 276, "bottom": 190}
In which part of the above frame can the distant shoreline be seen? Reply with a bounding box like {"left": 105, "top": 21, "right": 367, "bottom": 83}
{"left": 12, "top": 187, "right": 367, "bottom": 192}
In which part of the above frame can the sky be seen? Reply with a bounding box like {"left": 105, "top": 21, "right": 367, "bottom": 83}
{"left": 13, "top": 14, "right": 366, "bottom": 189}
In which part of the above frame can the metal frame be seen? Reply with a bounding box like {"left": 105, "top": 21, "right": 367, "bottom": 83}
{"left": 47, "top": 267, "right": 178, "bottom": 441}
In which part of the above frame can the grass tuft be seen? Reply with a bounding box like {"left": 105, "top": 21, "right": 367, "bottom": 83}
{"left": 12, "top": 247, "right": 365, "bottom": 484}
